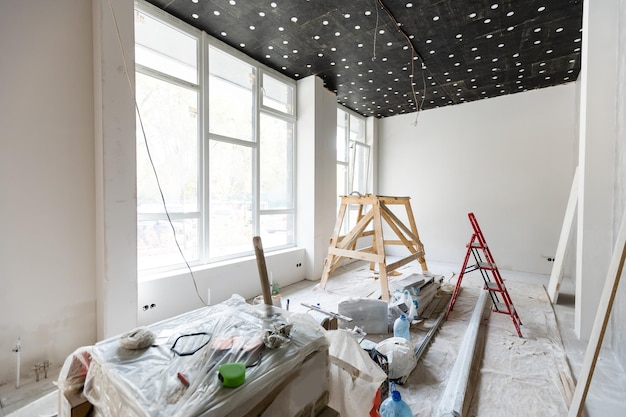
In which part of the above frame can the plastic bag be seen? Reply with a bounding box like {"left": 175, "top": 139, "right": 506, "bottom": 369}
{"left": 55, "top": 346, "right": 93, "bottom": 395}
{"left": 375, "top": 338, "right": 416, "bottom": 380}
{"left": 326, "top": 330, "right": 388, "bottom": 417}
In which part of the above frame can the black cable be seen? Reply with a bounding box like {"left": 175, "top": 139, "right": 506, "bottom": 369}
{"left": 107, "top": 0, "right": 207, "bottom": 306}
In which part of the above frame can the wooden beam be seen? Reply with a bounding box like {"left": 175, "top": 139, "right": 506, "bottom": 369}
{"left": 327, "top": 247, "right": 383, "bottom": 264}
{"left": 567, "top": 210, "right": 626, "bottom": 417}
{"left": 337, "top": 209, "right": 374, "bottom": 250}
{"left": 253, "top": 236, "right": 273, "bottom": 306}
{"left": 380, "top": 208, "right": 418, "bottom": 253}
{"left": 387, "top": 251, "right": 425, "bottom": 272}
{"left": 380, "top": 203, "right": 420, "bottom": 243}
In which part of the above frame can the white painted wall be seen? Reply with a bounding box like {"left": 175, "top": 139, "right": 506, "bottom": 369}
{"left": 137, "top": 249, "right": 306, "bottom": 325}
{"left": 378, "top": 84, "right": 578, "bottom": 275}
{"left": 576, "top": 0, "right": 619, "bottom": 340}
{"left": 93, "top": 0, "right": 138, "bottom": 341}
{"left": 0, "top": 0, "right": 96, "bottom": 384}
{"left": 610, "top": 0, "right": 626, "bottom": 369}
{"left": 296, "top": 76, "right": 338, "bottom": 281}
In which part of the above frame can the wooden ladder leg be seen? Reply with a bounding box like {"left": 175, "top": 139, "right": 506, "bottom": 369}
{"left": 372, "top": 200, "right": 389, "bottom": 300}
{"left": 404, "top": 199, "right": 428, "bottom": 272}
{"left": 320, "top": 201, "right": 348, "bottom": 289}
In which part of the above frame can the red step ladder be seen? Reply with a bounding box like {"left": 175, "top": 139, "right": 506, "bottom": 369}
{"left": 446, "top": 213, "right": 523, "bottom": 337}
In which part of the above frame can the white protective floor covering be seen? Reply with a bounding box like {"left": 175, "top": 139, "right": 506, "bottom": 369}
{"left": 283, "top": 260, "right": 573, "bottom": 416}
{"left": 4, "top": 260, "right": 626, "bottom": 416}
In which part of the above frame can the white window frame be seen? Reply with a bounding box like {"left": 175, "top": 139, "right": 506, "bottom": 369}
{"left": 135, "top": 0, "right": 296, "bottom": 274}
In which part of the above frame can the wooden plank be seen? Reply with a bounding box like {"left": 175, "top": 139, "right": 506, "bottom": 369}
{"left": 567, "top": 210, "right": 626, "bottom": 417}
{"left": 340, "top": 194, "right": 379, "bottom": 205}
{"left": 403, "top": 199, "right": 429, "bottom": 272}
{"left": 336, "top": 209, "right": 374, "bottom": 250}
{"left": 328, "top": 202, "right": 347, "bottom": 247}
{"left": 327, "top": 247, "right": 383, "bottom": 264}
{"left": 387, "top": 251, "right": 425, "bottom": 272}
{"left": 372, "top": 200, "right": 391, "bottom": 301}
{"left": 548, "top": 167, "right": 579, "bottom": 303}
{"left": 380, "top": 203, "right": 420, "bottom": 243}
{"left": 380, "top": 208, "right": 418, "bottom": 253}
{"left": 377, "top": 195, "right": 411, "bottom": 204}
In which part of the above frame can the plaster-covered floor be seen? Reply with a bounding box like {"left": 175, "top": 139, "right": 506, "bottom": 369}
{"left": 3, "top": 260, "right": 625, "bottom": 416}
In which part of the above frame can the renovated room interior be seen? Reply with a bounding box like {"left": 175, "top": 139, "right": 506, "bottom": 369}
{"left": 0, "top": 0, "right": 625, "bottom": 415}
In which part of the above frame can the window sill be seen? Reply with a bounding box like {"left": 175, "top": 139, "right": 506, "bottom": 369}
{"left": 138, "top": 246, "right": 303, "bottom": 283}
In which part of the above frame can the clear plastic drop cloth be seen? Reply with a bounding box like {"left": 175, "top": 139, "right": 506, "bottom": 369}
{"left": 83, "top": 295, "right": 328, "bottom": 417}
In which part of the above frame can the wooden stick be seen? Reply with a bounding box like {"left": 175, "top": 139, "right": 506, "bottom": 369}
{"left": 567, "top": 210, "right": 626, "bottom": 417}
{"left": 253, "top": 236, "right": 273, "bottom": 306}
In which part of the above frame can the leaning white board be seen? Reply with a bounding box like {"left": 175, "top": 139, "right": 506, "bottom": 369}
{"left": 567, "top": 209, "right": 626, "bottom": 417}
{"left": 548, "top": 167, "right": 579, "bottom": 303}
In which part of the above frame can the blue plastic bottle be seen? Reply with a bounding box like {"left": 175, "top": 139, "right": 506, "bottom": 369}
{"left": 393, "top": 314, "right": 410, "bottom": 341}
{"left": 379, "top": 384, "right": 412, "bottom": 417}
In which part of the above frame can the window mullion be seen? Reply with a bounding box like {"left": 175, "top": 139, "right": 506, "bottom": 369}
{"left": 200, "top": 32, "right": 210, "bottom": 264}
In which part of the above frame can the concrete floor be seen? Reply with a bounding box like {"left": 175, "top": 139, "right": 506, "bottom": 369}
{"left": 2, "top": 260, "right": 625, "bottom": 416}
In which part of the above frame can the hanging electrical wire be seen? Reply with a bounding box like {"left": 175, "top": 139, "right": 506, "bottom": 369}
{"left": 374, "top": 0, "right": 428, "bottom": 123}
{"left": 106, "top": 0, "right": 208, "bottom": 306}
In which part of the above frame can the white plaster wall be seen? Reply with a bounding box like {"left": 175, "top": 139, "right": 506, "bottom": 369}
{"left": 378, "top": 84, "right": 578, "bottom": 275}
{"left": 296, "top": 76, "right": 338, "bottom": 281}
{"left": 611, "top": 0, "right": 626, "bottom": 368}
{"left": 137, "top": 249, "right": 306, "bottom": 325}
{"left": 576, "top": 0, "right": 619, "bottom": 340}
{"left": 0, "top": 0, "right": 96, "bottom": 384}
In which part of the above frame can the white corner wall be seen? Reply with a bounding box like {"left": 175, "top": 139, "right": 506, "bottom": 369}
{"left": 0, "top": 0, "right": 96, "bottom": 384}
{"left": 610, "top": 0, "right": 626, "bottom": 367}
{"left": 378, "top": 84, "right": 578, "bottom": 275}
{"left": 296, "top": 76, "right": 338, "bottom": 281}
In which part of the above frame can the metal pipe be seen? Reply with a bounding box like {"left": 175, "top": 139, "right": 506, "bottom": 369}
{"left": 33, "top": 363, "right": 41, "bottom": 382}
{"left": 437, "top": 290, "right": 489, "bottom": 417}
{"left": 12, "top": 338, "right": 21, "bottom": 389}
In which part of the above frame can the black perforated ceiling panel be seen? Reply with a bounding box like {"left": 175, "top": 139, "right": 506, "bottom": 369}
{"left": 145, "top": 0, "right": 583, "bottom": 118}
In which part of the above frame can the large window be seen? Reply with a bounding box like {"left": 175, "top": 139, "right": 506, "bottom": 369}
{"left": 135, "top": 3, "right": 296, "bottom": 273}
{"left": 337, "top": 107, "right": 370, "bottom": 235}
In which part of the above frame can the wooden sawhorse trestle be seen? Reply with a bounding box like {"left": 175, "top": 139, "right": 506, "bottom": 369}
{"left": 319, "top": 195, "right": 428, "bottom": 302}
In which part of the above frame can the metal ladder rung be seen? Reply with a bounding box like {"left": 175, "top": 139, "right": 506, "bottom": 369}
{"left": 477, "top": 261, "right": 497, "bottom": 270}
{"left": 469, "top": 242, "right": 487, "bottom": 249}
{"left": 493, "top": 302, "right": 513, "bottom": 314}
{"left": 485, "top": 281, "right": 504, "bottom": 291}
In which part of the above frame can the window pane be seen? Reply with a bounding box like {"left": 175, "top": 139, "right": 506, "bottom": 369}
{"left": 350, "top": 142, "right": 370, "bottom": 194}
{"left": 209, "top": 46, "right": 255, "bottom": 142}
{"left": 337, "top": 109, "right": 348, "bottom": 162}
{"left": 260, "top": 214, "right": 294, "bottom": 247}
{"left": 138, "top": 218, "right": 199, "bottom": 270}
{"left": 349, "top": 114, "right": 366, "bottom": 142}
{"left": 136, "top": 73, "right": 199, "bottom": 214}
{"left": 260, "top": 114, "right": 294, "bottom": 210}
{"left": 209, "top": 141, "right": 253, "bottom": 258}
{"left": 262, "top": 73, "right": 294, "bottom": 114}
{"left": 135, "top": 10, "right": 197, "bottom": 84}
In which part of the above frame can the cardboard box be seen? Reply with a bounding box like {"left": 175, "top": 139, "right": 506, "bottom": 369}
{"left": 58, "top": 391, "right": 93, "bottom": 417}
